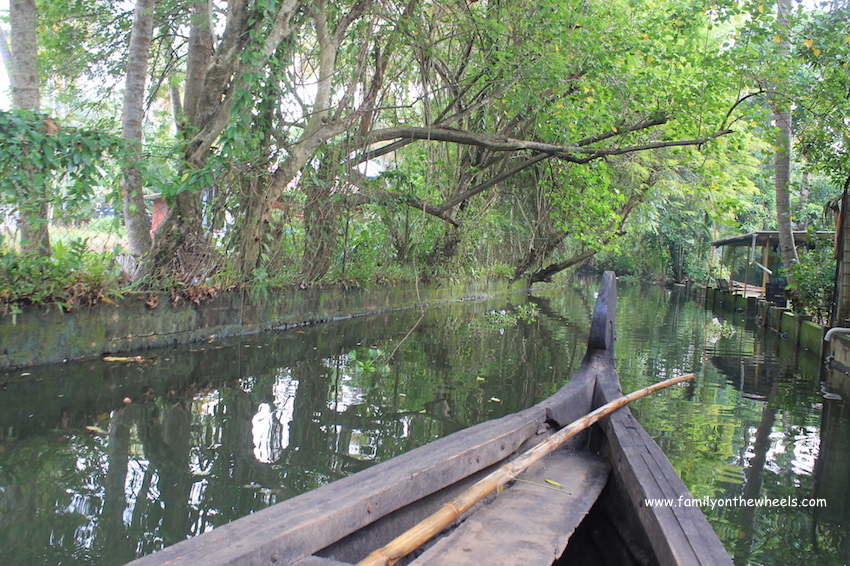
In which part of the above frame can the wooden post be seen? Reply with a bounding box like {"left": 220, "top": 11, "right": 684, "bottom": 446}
{"left": 834, "top": 187, "right": 850, "bottom": 326}
{"left": 730, "top": 246, "right": 738, "bottom": 295}
{"left": 761, "top": 241, "right": 770, "bottom": 295}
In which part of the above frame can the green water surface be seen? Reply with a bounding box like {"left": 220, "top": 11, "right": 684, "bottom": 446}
{"left": 0, "top": 279, "right": 844, "bottom": 565}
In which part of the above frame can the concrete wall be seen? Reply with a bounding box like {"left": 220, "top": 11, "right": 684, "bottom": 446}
{"left": 827, "top": 332, "right": 850, "bottom": 373}
{"left": 695, "top": 283, "right": 850, "bottom": 380}
{"left": 697, "top": 283, "right": 826, "bottom": 360}
{"left": 0, "top": 280, "right": 524, "bottom": 371}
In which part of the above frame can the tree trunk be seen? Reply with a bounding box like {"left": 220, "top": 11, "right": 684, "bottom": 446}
{"left": 832, "top": 185, "right": 850, "bottom": 326}
{"left": 10, "top": 0, "right": 49, "bottom": 256}
{"left": 513, "top": 232, "right": 568, "bottom": 281}
{"left": 234, "top": 177, "right": 273, "bottom": 278}
{"left": 299, "top": 170, "right": 341, "bottom": 284}
{"left": 140, "top": 0, "right": 212, "bottom": 281}
{"left": 10, "top": 0, "right": 38, "bottom": 110}
{"left": 774, "top": 106, "right": 797, "bottom": 285}
{"left": 182, "top": 0, "right": 213, "bottom": 129}
{"left": 797, "top": 171, "right": 810, "bottom": 231}
{"left": 141, "top": 0, "right": 303, "bottom": 281}
{"left": 427, "top": 225, "right": 462, "bottom": 267}
{"left": 523, "top": 183, "right": 649, "bottom": 283}
{"left": 120, "top": 0, "right": 156, "bottom": 257}
{"left": 529, "top": 248, "right": 597, "bottom": 283}
{"left": 774, "top": 0, "right": 797, "bottom": 287}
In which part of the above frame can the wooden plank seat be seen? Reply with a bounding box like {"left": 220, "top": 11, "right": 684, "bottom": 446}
{"left": 408, "top": 450, "right": 610, "bottom": 566}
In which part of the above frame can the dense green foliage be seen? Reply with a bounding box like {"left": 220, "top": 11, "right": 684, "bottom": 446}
{"left": 785, "top": 238, "right": 836, "bottom": 324}
{"left": 0, "top": 109, "right": 125, "bottom": 216}
{"left": 0, "top": 238, "right": 121, "bottom": 311}
{"left": 0, "top": 0, "right": 845, "bottom": 306}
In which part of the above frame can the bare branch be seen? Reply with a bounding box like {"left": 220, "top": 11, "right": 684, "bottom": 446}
{"left": 362, "top": 125, "right": 733, "bottom": 163}
{"left": 573, "top": 115, "right": 667, "bottom": 147}
{"left": 436, "top": 152, "right": 552, "bottom": 212}
{"left": 356, "top": 187, "right": 460, "bottom": 226}
{"left": 722, "top": 90, "right": 765, "bottom": 129}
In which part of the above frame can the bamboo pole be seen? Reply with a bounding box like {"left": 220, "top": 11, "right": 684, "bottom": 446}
{"left": 356, "top": 372, "right": 696, "bottom": 566}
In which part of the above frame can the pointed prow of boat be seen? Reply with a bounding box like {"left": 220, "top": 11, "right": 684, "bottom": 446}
{"left": 126, "top": 271, "right": 732, "bottom": 566}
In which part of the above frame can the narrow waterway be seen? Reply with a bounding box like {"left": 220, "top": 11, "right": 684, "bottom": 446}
{"left": 0, "top": 279, "right": 845, "bottom": 565}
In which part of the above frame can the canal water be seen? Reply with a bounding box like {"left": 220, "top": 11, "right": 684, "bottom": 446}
{"left": 0, "top": 278, "right": 846, "bottom": 565}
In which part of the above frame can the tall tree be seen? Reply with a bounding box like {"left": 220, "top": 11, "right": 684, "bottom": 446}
{"left": 339, "top": 0, "right": 744, "bottom": 282}
{"left": 294, "top": 0, "right": 381, "bottom": 282}
{"left": 9, "top": 0, "right": 37, "bottom": 110}
{"left": 792, "top": 2, "right": 850, "bottom": 325}
{"left": 40, "top": 0, "right": 757, "bottom": 286}
{"left": 120, "top": 0, "right": 156, "bottom": 257}
{"left": 773, "top": 0, "right": 798, "bottom": 287}
{"left": 141, "top": 0, "right": 307, "bottom": 282}
{"left": 10, "top": 0, "right": 49, "bottom": 256}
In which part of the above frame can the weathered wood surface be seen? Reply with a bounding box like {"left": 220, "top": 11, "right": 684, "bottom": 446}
{"left": 127, "top": 409, "right": 543, "bottom": 566}
{"left": 587, "top": 270, "right": 616, "bottom": 352}
{"left": 314, "top": 376, "right": 598, "bottom": 565}
{"left": 315, "top": 460, "right": 504, "bottom": 564}
{"left": 293, "top": 557, "right": 352, "bottom": 566}
{"left": 595, "top": 383, "right": 733, "bottom": 566}
{"left": 590, "top": 271, "right": 732, "bottom": 565}
{"left": 409, "top": 451, "right": 610, "bottom": 566}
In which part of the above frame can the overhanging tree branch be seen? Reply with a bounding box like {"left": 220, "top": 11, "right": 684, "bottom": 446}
{"left": 353, "top": 186, "right": 460, "bottom": 226}
{"left": 349, "top": 121, "right": 733, "bottom": 225}
{"left": 573, "top": 115, "right": 667, "bottom": 147}
{"left": 362, "top": 125, "right": 734, "bottom": 163}
{"left": 436, "top": 152, "right": 552, "bottom": 212}
{"left": 526, "top": 184, "right": 650, "bottom": 283}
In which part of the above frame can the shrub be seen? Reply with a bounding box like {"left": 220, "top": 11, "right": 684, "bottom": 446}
{"left": 785, "top": 243, "right": 835, "bottom": 325}
{"left": 0, "top": 238, "right": 122, "bottom": 312}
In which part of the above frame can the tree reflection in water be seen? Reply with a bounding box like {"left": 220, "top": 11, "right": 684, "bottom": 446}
{"left": 1, "top": 282, "right": 849, "bottom": 565}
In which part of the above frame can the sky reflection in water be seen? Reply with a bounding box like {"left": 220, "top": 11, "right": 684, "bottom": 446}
{"left": 0, "top": 280, "right": 846, "bottom": 565}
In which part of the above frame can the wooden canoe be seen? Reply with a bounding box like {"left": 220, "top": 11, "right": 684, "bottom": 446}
{"left": 127, "top": 271, "right": 733, "bottom": 566}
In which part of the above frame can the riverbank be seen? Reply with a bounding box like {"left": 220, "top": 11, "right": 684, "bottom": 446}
{"left": 7, "top": 276, "right": 847, "bottom": 374}
{"left": 0, "top": 279, "right": 526, "bottom": 371}
{"left": 687, "top": 282, "right": 844, "bottom": 378}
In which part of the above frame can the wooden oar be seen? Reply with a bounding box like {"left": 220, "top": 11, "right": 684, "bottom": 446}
{"left": 355, "top": 372, "right": 696, "bottom": 566}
